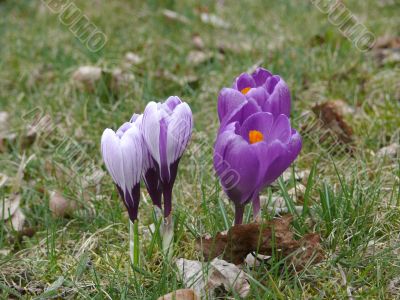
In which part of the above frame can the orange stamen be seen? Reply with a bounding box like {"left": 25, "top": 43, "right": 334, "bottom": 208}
{"left": 241, "top": 87, "right": 251, "bottom": 95}
{"left": 249, "top": 130, "right": 264, "bottom": 144}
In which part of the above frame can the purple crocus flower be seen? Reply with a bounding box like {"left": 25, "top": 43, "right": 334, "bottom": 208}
{"left": 218, "top": 68, "right": 291, "bottom": 127}
{"left": 214, "top": 111, "right": 301, "bottom": 224}
{"left": 142, "top": 96, "right": 193, "bottom": 217}
{"left": 101, "top": 124, "right": 143, "bottom": 222}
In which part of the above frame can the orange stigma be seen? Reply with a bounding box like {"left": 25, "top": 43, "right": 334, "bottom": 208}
{"left": 249, "top": 130, "right": 264, "bottom": 144}
{"left": 241, "top": 87, "right": 251, "bottom": 95}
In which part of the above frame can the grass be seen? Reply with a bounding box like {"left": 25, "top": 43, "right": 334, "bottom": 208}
{"left": 1, "top": 0, "right": 400, "bottom": 298}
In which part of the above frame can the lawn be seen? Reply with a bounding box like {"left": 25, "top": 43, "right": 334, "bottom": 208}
{"left": 0, "top": 0, "right": 399, "bottom": 299}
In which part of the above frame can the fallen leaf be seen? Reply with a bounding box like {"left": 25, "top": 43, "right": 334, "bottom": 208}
{"left": 10, "top": 208, "right": 25, "bottom": 232}
{"left": 388, "top": 276, "right": 400, "bottom": 296}
{"left": 176, "top": 258, "right": 250, "bottom": 298}
{"left": 158, "top": 289, "right": 200, "bottom": 300}
{"left": 187, "top": 50, "right": 213, "bottom": 66}
{"left": 110, "top": 68, "right": 135, "bottom": 91}
{"left": 124, "top": 52, "right": 143, "bottom": 67}
{"left": 372, "top": 36, "right": 400, "bottom": 66}
{"left": 0, "top": 194, "right": 21, "bottom": 221}
{"left": 200, "top": 13, "right": 230, "bottom": 29}
{"left": 192, "top": 34, "right": 205, "bottom": 50}
{"left": 49, "top": 191, "right": 78, "bottom": 218}
{"left": 162, "top": 9, "right": 190, "bottom": 24}
{"left": 312, "top": 100, "right": 355, "bottom": 147}
{"left": 376, "top": 143, "right": 400, "bottom": 159}
{"left": 72, "top": 66, "right": 102, "bottom": 91}
{"left": 196, "top": 215, "right": 323, "bottom": 269}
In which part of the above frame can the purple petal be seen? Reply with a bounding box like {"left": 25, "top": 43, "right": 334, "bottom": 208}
{"left": 217, "top": 88, "right": 247, "bottom": 122}
{"left": 269, "top": 114, "right": 291, "bottom": 144}
{"left": 101, "top": 128, "right": 125, "bottom": 188}
{"left": 233, "top": 73, "right": 256, "bottom": 91}
{"left": 143, "top": 102, "right": 161, "bottom": 168}
{"left": 214, "top": 128, "right": 261, "bottom": 205}
{"left": 245, "top": 86, "right": 269, "bottom": 108}
{"left": 239, "top": 112, "right": 274, "bottom": 143}
{"left": 116, "top": 122, "right": 132, "bottom": 138}
{"left": 220, "top": 98, "right": 260, "bottom": 130}
{"left": 262, "top": 76, "right": 291, "bottom": 117}
{"left": 165, "top": 96, "right": 182, "bottom": 111}
{"left": 166, "top": 102, "right": 193, "bottom": 168}
{"left": 251, "top": 68, "right": 272, "bottom": 86}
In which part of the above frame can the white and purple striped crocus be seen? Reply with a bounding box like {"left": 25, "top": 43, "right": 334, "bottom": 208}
{"left": 214, "top": 68, "right": 301, "bottom": 224}
{"left": 101, "top": 122, "right": 143, "bottom": 222}
{"left": 142, "top": 96, "right": 193, "bottom": 218}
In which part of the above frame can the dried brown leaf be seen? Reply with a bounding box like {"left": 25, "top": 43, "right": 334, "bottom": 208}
{"left": 10, "top": 208, "right": 25, "bottom": 232}
{"left": 158, "top": 289, "right": 200, "bottom": 300}
{"left": 312, "top": 100, "right": 355, "bottom": 146}
{"left": 197, "top": 215, "right": 324, "bottom": 269}
{"left": 162, "top": 9, "right": 190, "bottom": 24}
{"left": 49, "top": 191, "right": 78, "bottom": 218}
{"left": 0, "top": 194, "right": 21, "bottom": 221}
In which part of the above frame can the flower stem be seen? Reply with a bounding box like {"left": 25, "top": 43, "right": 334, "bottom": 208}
{"left": 162, "top": 214, "right": 174, "bottom": 260}
{"left": 252, "top": 194, "right": 261, "bottom": 222}
{"left": 234, "top": 203, "right": 245, "bottom": 225}
{"left": 129, "top": 219, "right": 140, "bottom": 266}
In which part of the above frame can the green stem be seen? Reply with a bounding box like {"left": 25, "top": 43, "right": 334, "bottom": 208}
{"left": 129, "top": 220, "right": 140, "bottom": 266}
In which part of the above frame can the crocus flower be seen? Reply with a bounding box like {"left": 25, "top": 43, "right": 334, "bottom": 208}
{"left": 101, "top": 124, "right": 143, "bottom": 222}
{"left": 218, "top": 67, "right": 291, "bottom": 128}
{"left": 142, "top": 96, "right": 193, "bottom": 217}
{"left": 214, "top": 111, "right": 301, "bottom": 224}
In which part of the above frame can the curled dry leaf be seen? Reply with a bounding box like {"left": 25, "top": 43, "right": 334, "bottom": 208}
{"left": 49, "top": 191, "right": 78, "bottom": 218}
{"left": 124, "top": 52, "right": 143, "bottom": 67}
{"left": 72, "top": 66, "right": 102, "bottom": 91}
{"left": 200, "top": 13, "right": 230, "bottom": 29}
{"left": 10, "top": 208, "right": 26, "bottom": 232}
{"left": 176, "top": 258, "right": 250, "bottom": 298}
{"left": 191, "top": 34, "right": 204, "bottom": 50}
{"left": 0, "top": 194, "right": 21, "bottom": 221}
{"left": 187, "top": 50, "right": 213, "bottom": 66}
{"left": 376, "top": 143, "right": 400, "bottom": 159}
{"left": 196, "top": 215, "right": 324, "bottom": 269}
{"left": 372, "top": 36, "right": 400, "bottom": 66}
{"left": 311, "top": 100, "right": 355, "bottom": 147}
{"left": 162, "top": 9, "right": 190, "bottom": 24}
{"left": 157, "top": 289, "right": 200, "bottom": 300}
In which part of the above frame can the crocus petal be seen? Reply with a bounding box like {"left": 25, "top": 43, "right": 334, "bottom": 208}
{"left": 101, "top": 129, "right": 125, "bottom": 189}
{"left": 251, "top": 68, "right": 272, "bottom": 86}
{"left": 214, "top": 127, "right": 261, "bottom": 205}
{"left": 116, "top": 122, "right": 132, "bottom": 137}
{"left": 239, "top": 112, "right": 274, "bottom": 143}
{"left": 233, "top": 73, "right": 256, "bottom": 91}
{"left": 166, "top": 102, "right": 193, "bottom": 168}
{"left": 143, "top": 101, "right": 161, "bottom": 168}
{"left": 217, "top": 88, "right": 247, "bottom": 122}
{"left": 245, "top": 86, "right": 269, "bottom": 108}
{"left": 262, "top": 76, "right": 291, "bottom": 117}
{"left": 269, "top": 114, "right": 291, "bottom": 144}
{"left": 220, "top": 98, "right": 260, "bottom": 130}
{"left": 101, "top": 126, "right": 143, "bottom": 222}
{"left": 120, "top": 126, "right": 143, "bottom": 196}
{"left": 164, "top": 96, "right": 182, "bottom": 111}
